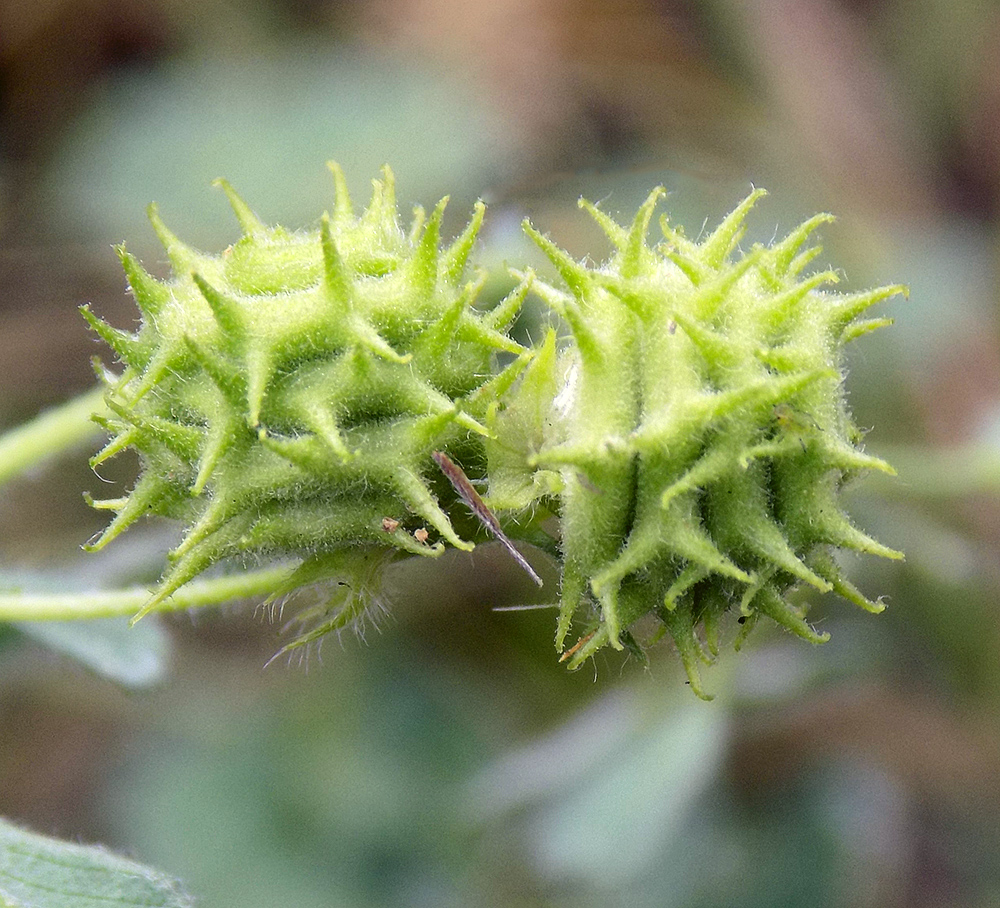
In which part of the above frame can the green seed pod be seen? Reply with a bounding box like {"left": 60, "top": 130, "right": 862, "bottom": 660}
{"left": 84, "top": 165, "right": 902, "bottom": 693}
{"left": 497, "top": 188, "right": 904, "bottom": 697}
{"left": 84, "top": 164, "right": 530, "bottom": 625}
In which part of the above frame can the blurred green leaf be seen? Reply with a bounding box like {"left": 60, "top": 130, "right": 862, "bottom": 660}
{"left": 1, "top": 567, "right": 170, "bottom": 687}
{"left": 472, "top": 688, "right": 729, "bottom": 887}
{"left": 0, "top": 817, "right": 193, "bottom": 908}
{"left": 39, "top": 48, "right": 524, "bottom": 254}
{"left": 14, "top": 617, "right": 168, "bottom": 688}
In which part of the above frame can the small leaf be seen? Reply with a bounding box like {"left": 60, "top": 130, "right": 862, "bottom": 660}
{"left": 0, "top": 817, "right": 194, "bottom": 908}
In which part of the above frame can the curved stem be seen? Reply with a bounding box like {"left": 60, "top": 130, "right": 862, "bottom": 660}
{"left": 0, "top": 565, "right": 295, "bottom": 622}
{"left": 0, "top": 387, "right": 107, "bottom": 490}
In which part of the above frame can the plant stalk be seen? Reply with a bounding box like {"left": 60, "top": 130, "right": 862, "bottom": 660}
{"left": 0, "top": 387, "right": 106, "bottom": 490}
{"left": 0, "top": 565, "right": 294, "bottom": 622}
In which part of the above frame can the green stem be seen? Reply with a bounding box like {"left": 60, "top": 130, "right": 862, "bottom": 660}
{"left": 0, "top": 565, "right": 294, "bottom": 622}
{"left": 0, "top": 387, "right": 107, "bottom": 490}
{"left": 868, "top": 444, "right": 1000, "bottom": 498}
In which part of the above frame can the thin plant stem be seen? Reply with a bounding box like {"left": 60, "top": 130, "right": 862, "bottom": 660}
{"left": 867, "top": 444, "right": 1000, "bottom": 498}
{"left": 0, "top": 565, "right": 295, "bottom": 622}
{"left": 0, "top": 387, "right": 107, "bottom": 490}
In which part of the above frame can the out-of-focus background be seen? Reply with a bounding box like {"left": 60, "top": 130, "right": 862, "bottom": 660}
{"left": 2, "top": 1, "right": 1000, "bottom": 905}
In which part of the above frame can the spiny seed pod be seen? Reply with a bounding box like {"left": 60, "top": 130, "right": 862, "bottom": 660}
{"left": 84, "top": 165, "right": 903, "bottom": 695}
{"left": 490, "top": 188, "right": 904, "bottom": 697}
{"left": 84, "top": 164, "right": 530, "bottom": 625}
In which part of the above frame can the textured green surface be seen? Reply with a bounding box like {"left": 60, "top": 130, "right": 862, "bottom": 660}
{"left": 84, "top": 167, "right": 902, "bottom": 692}
{"left": 85, "top": 164, "right": 529, "bottom": 628}
{"left": 0, "top": 818, "right": 192, "bottom": 908}
{"left": 500, "top": 189, "right": 904, "bottom": 695}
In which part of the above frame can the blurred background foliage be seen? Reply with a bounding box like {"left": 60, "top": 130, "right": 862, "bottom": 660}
{"left": 2, "top": 0, "right": 1000, "bottom": 905}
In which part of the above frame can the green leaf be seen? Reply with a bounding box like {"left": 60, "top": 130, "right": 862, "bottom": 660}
{"left": 14, "top": 617, "right": 169, "bottom": 689}
{"left": 0, "top": 817, "right": 194, "bottom": 908}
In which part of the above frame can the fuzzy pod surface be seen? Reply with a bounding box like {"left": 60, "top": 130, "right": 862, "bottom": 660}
{"left": 85, "top": 165, "right": 903, "bottom": 693}
{"left": 489, "top": 188, "right": 904, "bottom": 697}
{"left": 85, "top": 164, "right": 530, "bottom": 627}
